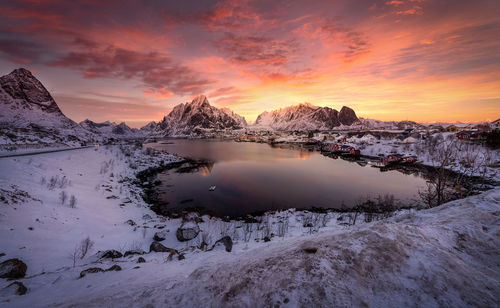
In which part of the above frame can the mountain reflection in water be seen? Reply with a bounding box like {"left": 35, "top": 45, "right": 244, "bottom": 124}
{"left": 147, "top": 139, "right": 427, "bottom": 217}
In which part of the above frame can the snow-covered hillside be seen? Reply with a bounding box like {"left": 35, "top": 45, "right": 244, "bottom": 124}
{"left": 0, "top": 145, "right": 498, "bottom": 307}
{"left": 150, "top": 95, "right": 247, "bottom": 137}
{"left": 0, "top": 69, "right": 95, "bottom": 146}
{"left": 253, "top": 103, "right": 359, "bottom": 131}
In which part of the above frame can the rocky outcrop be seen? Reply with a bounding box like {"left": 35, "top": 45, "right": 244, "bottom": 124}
{"left": 338, "top": 106, "right": 359, "bottom": 126}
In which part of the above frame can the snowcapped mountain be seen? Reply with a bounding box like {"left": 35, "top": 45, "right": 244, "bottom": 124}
{"left": 79, "top": 119, "right": 143, "bottom": 139}
{"left": 150, "top": 95, "right": 247, "bottom": 137}
{"left": 0, "top": 68, "right": 94, "bottom": 145}
{"left": 491, "top": 118, "right": 500, "bottom": 130}
{"left": 139, "top": 121, "right": 158, "bottom": 134}
{"left": 253, "top": 103, "right": 359, "bottom": 131}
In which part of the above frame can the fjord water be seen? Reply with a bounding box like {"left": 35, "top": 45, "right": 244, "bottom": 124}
{"left": 148, "top": 140, "right": 426, "bottom": 217}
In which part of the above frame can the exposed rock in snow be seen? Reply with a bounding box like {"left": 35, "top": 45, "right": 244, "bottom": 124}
{"left": 100, "top": 250, "right": 123, "bottom": 259}
{"left": 150, "top": 95, "right": 246, "bottom": 137}
{"left": 0, "top": 258, "right": 27, "bottom": 279}
{"left": 153, "top": 230, "right": 169, "bottom": 242}
{"left": 254, "top": 103, "right": 359, "bottom": 131}
{"left": 1, "top": 281, "right": 28, "bottom": 296}
{"left": 175, "top": 222, "right": 200, "bottom": 242}
{"left": 149, "top": 241, "right": 177, "bottom": 253}
{"left": 209, "top": 236, "right": 233, "bottom": 252}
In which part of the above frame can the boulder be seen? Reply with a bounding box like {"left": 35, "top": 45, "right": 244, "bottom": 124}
{"left": 80, "top": 267, "right": 104, "bottom": 278}
{"left": 149, "top": 241, "right": 177, "bottom": 253}
{"left": 125, "top": 219, "right": 136, "bottom": 226}
{"left": 210, "top": 236, "right": 233, "bottom": 252}
{"left": 106, "top": 265, "right": 122, "bottom": 272}
{"left": 137, "top": 257, "right": 146, "bottom": 263}
{"left": 153, "top": 230, "right": 169, "bottom": 241}
{"left": 175, "top": 222, "right": 200, "bottom": 242}
{"left": 100, "top": 250, "right": 123, "bottom": 259}
{"left": 1, "top": 281, "right": 27, "bottom": 296}
{"left": 142, "top": 214, "right": 152, "bottom": 220}
{"left": 0, "top": 259, "right": 27, "bottom": 279}
{"left": 303, "top": 247, "right": 318, "bottom": 254}
{"left": 124, "top": 250, "right": 146, "bottom": 257}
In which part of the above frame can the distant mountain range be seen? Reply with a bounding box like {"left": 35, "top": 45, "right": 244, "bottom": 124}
{"left": 79, "top": 120, "right": 144, "bottom": 138}
{"left": 1, "top": 68, "right": 495, "bottom": 147}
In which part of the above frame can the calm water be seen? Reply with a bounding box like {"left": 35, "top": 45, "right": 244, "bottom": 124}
{"left": 147, "top": 139, "right": 426, "bottom": 217}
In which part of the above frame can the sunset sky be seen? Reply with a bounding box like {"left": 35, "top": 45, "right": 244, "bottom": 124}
{"left": 1, "top": 0, "right": 499, "bottom": 127}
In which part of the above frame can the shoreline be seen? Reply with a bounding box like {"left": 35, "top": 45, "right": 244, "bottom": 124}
{"left": 138, "top": 140, "right": 496, "bottom": 220}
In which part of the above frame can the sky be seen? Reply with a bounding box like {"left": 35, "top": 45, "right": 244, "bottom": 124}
{"left": 0, "top": 0, "right": 499, "bottom": 127}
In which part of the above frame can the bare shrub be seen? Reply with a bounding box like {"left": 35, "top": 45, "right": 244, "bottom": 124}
{"left": 69, "top": 195, "right": 77, "bottom": 208}
{"left": 243, "top": 223, "right": 254, "bottom": 242}
{"left": 79, "top": 237, "right": 94, "bottom": 259}
{"left": 47, "top": 176, "right": 58, "bottom": 190}
{"left": 59, "top": 191, "right": 67, "bottom": 205}
{"left": 259, "top": 216, "right": 271, "bottom": 239}
{"left": 321, "top": 213, "right": 330, "bottom": 227}
{"left": 70, "top": 236, "right": 95, "bottom": 267}
{"left": 59, "top": 176, "right": 69, "bottom": 188}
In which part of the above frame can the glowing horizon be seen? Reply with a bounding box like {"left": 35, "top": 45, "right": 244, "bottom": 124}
{"left": 1, "top": 0, "right": 499, "bottom": 127}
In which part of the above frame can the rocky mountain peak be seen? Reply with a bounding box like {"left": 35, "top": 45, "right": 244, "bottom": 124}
{"left": 0, "top": 68, "right": 61, "bottom": 114}
{"left": 150, "top": 95, "right": 246, "bottom": 136}
{"left": 190, "top": 95, "right": 209, "bottom": 107}
{"left": 339, "top": 106, "right": 359, "bottom": 125}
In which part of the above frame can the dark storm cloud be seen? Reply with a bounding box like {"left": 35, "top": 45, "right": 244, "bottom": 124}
{"left": 51, "top": 46, "right": 212, "bottom": 95}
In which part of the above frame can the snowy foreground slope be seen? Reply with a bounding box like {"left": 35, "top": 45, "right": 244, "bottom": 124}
{"left": 0, "top": 147, "right": 499, "bottom": 307}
